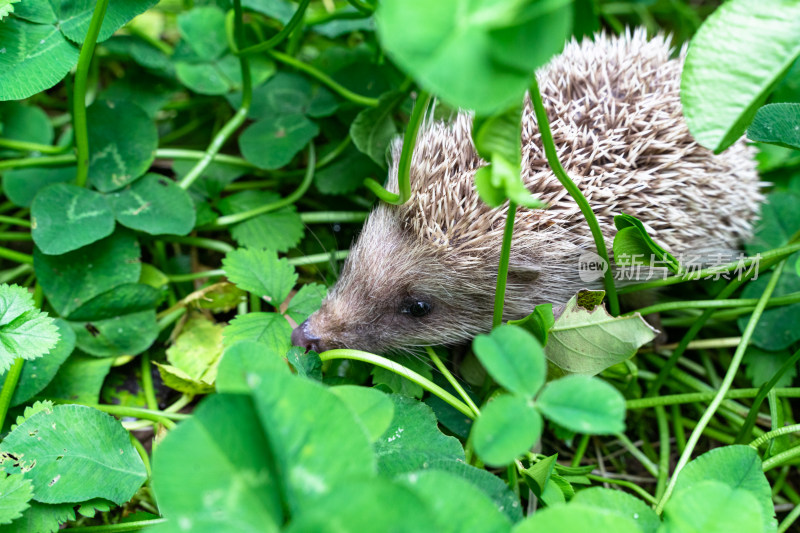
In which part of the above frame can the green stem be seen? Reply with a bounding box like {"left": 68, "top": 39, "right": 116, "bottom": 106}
{"left": 366, "top": 91, "right": 431, "bottom": 204}
{"left": 0, "top": 138, "right": 68, "bottom": 154}
{"left": 320, "top": 349, "right": 475, "bottom": 419}
{"left": 345, "top": 0, "right": 375, "bottom": 14}
{"left": 492, "top": 202, "right": 517, "bottom": 327}
{"left": 141, "top": 353, "right": 158, "bottom": 412}
{"left": 628, "top": 291, "right": 800, "bottom": 317}
{"left": 763, "top": 443, "right": 800, "bottom": 472}
{"left": 571, "top": 434, "right": 591, "bottom": 467}
{"left": 655, "top": 405, "right": 669, "bottom": 500}
{"left": 228, "top": 0, "right": 311, "bottom": 55}
{"left": 585, "top": 474, "right": 657, "bottom": 505}
{"left": 59, "top": 519, "right": 167, "bottom": 532}
{"left": 268, "top": 50, "right": 380, "bottom": 107}
{"left": 156, "top": 236, "right": 235, "bottom": 253}
{"left": 0, "top": 216, "right": 31, "bottom": 228}
{"left": 626, "top": 388, "right": 800, "bottom": 409}
{"left": 156, "top": 149, "right": 256, "bottom": 169}
{"left": 778, "top": 503, "right": 800, "bottom": 533}
{"left": 0, "top": 154, "right": 76, "bottom": 171}
{"left": 125, "top": 23, "right": 174, "bottom": 55}
{"left": 214, "top": 144, "right": 315, "bottom": 226}
{"left": 529, "top": 78, "right": 618, "bottom": 315}
{"left": 750, "top": 423, "right": 800, "bottom": 449}
{"left": 615, "top": 431, "right": 659, "bottom": 477}
{"left": 299, "top": 211, "right": 368, "bottom": 224}
{"left": 73, "top": 0, "right": 110, "bottom": 187}
{"left": 0, "top": 359, "right": 24, "bottom": 430}
{"left": 166, "top": 251, "right": 350, "bottom": 282}
{"left": 0, "top": 233, "right": 32, "bottom": 241}
{"left": 61, "top": 402, "right": 188, "bottom": 427}
{"left": 425, "top": 346, "right": 480, "bottom": 417}
{"left": 0, "top": 247, "right": 33, "bottom": 264}
{"left": 129, "top": 434, "right": 152, "bottom": 478}
{"left": 656, "top": 260, "right": 787, "bottom": 514}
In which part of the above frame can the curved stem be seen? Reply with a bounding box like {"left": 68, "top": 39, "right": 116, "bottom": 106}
{"left": 156, "top": 149, "right": 256, "bottom": 169}
{"left": 141, "top": 353, "right": 158, "bottom": 412}
{"left": 299, "top": 211, "right": 368, "bottom": 224}
{"left": 228, "top": 0, "right": 311, "bottom": 56}
{"left": 179, "top": 0, "right": 252, "bottom": 191}
{"left": 425, "top": 346, "right": 480, "bottom": 417}
{"left": 493, "top": 202, "right": 517, "bottom": 327}
{"left": 58, "top": 519, "right": 167, "bottom": 532}
{"left": 73, "top": 0, "right": 110, "bottom": 187}
{"left": 0, "top": 138, "right": 68, "bottom": 154}
{"left": 345, "top": 0, "right": 375, "bottom": 14}
{"left": 268, "top": 50, "right": 380, "bottom": 107}
{"left": 779, "top": 504, "right": 800, "bottom": 533}
{"left": 364, "top": 91, "right": 431, "bottom": 205}
{"left": 628, "top": 291, "right": 800, "bottom": 317}
{"left": 585, "top": 474, "right": 658, "bottom": 505}
{"left": 750, "top": 423, "right": 800, "bottom": 449}
{"left": 165, "top": 251, "right": 350, "bottom": 282}
{"left": 319, "top": 349, "right": 475, "bottom": 419}
{"left": 529, "top": 78, "right": 618, "bottom": 315}
{"left": 656, "top": 260, "right": 787, "bottom": 514}
{"left": 0, "top": 359, "right": 24, "bottom": 430}
{"left": 214, "top": 143, "right": 315, "bottom": 226}
{"left": 763, "top": 444, "right": 800, "bottom": 472}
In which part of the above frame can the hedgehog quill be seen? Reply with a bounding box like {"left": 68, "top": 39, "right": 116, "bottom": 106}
{"left": 292, "top": 30, "right": 762, "bottom": 355}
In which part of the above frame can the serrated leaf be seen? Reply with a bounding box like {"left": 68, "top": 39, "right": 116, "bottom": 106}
{"left": 219, "top": 191, "right": 305, "bottom": 252}
{"left": 350, "top": 91, "right": 404, "bottom": 167}
{"left": 12, "top": 400, "right": 53, "bottom": 432}
{"left": 545, "top": 290, "right": 657, "bottom": 375}
{"left": 0, "top": 0, "right": 19, "bottom": 21}
{"left": 0, "top": 405, "right": 146, "bottom": 505}
{"left": 222, "top": 312, "right": 293, "bottom": 356}
{"left": 680, "top": 0, "right": 800, "bottom": 152}
{"left": 0, "top": 284, "right": 59, "bottom": 373}
{"left": 0, "top": 473, "right": 33, "bottom": 525}
{"left": 472, "top": 394, "right": 542, "bottom": 467}
{"left": 158, "top": 316, "right": 224, "bottom": 394}
{"left": 239, "top": 114, "right": 319, "bottom": 170}
{"left": 747, "top": 103, "right": 800, "bottom": 150}
{"left": 286, "top": 284, "right": 327, "bottom": 324}
{"left": 107, "top": 174, "right": 195, "bottom": 235}
{"left": 473, "top": 324, "right": 546, "bottom": 397}
{"left": 222, "top": 248, "right": 297, "bottom": 304}
{"left": 0, "top": 501, "right": 75, "bottom": 533}
{"left": 536, "top": 375, "right": 625, "bottom": 434}
{"left": 286, "top": 346, "right": 321, "bottom": 380}
{"left": 31, "top": 184, "right": 115, "bottom": 255}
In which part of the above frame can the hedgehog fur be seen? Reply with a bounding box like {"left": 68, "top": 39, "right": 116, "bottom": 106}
{"left": 292, "top": 29, "right": 763, "bottom": 354}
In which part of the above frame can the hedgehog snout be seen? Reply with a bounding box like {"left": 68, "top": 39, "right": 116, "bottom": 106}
{"left": 291, "top": 319, "right": 325, "bottom": 353}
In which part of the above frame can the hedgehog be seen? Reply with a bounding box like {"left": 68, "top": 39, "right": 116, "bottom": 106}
{"left": 291, "top": 29, "right": 762, "bottom": 355}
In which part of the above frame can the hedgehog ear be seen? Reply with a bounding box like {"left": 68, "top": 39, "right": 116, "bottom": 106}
{"left": 507, "top": 262, "right": 541, "bottom": 286}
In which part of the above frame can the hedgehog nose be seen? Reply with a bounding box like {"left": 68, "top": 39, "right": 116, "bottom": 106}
{"left": 292, "top": 320, "right": 323, "bottom": 353}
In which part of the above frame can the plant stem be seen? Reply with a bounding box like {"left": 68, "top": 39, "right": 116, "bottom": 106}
{"left": 763, "top": 443, "right": 800, "bottom": 472}
{"left": 364, "top": 91, "right": 431, "bottom": 204}
{"left": 141, "top": 353, "right": 158, "bottom": 412}
{"left": 165, "top": 251, "right": 350, "bottom": 282}
{"left": 656, "top": 260, "right": 787, "bottom": 514}
{"left": 0, "top": 247, "right": 33, "bottom": 264}
{"left": 779, "top": 503, "right": 800, "bottom": 533}
{"left": 65, "top": 402, "right": 186, "bottom": 428}
{"left": 0, "top": 359, "right": 24, "bottom": 430}
{"left": 320, "top": 349, "right": 475, "bottom": 419}
{"left": 750, "top": 423, "right": 800, "bottom": 449}
{"left": 425, "top": 346, "right": 480, "bottom": 417}
{"left": 130, "top": 434, "right": 152, "bottom": 478}
{"left": 268, "top": 49, "right": 380, "bottom": 107}
{"left": 299, "top": 211, "right": 368, "bottom": 224}
{"left": 228, "top": 0, "right": 311, "bottom": 55}
{"left": 529, "top": 78, "right": 618, "bottom": 315}
{"left": 60, "top": 519, "right": 167, "bottom": 532}
{"left": 214, "top": 144, "right": 316, "bottom": 226}
{"left": 0, "top": 154, "right": 76, "bottom": 171}
{"left": 0, "top": 138, "right": 68, "bottom": 154}
{"left": 628, "top": 291, "right": 800, "bottom": 317}
{"left": 0, "top": 215, "right": 31, "bottom": 228}
{"left": 655, "top": 406, "right": 669, "bottom": 500}
{"left": 586, "top": 474, "right": 658, "bottom": 505}
{"left": 156, "top": 149, "right": 256, "bottom": 168}
{"left": 615, "top": 432, "right": 659, "bottom": 477}
{"left": 626, "top": 388, "right": 800, "bottom": 409}
{"left": 157, "top": 236, "right": 235, "bottom": 253}
{"left": 72, "top": 0, "right": 110, "bottom": 187}
{"left": 492, "top": 202, "right": 517, "bottom": 327}
{"left": 571, "top": 434, "right": 591, "bottom": 467}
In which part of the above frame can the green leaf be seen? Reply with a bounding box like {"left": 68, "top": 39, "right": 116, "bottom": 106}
{"left": 286, "top": 283, "right": 327, "bottom": 324}
{"left": 376, "top": 0, "right": 572, "bottom": 115}
{"left": 521, "top": 454, "right": 559, "bottom": 504}
{"left": 239, "top": 114, "right": 319, "bottom": 170}
{"left": 176, "top": 54, "right": 275, "bottom": 95}
{"left": 536, "top": 375, "right": 625, "bottom": 434}
{"left": 472, "top": 394, "right": 542, "bottom": 467}
{"left": 177, "top": 6, "right": 228, "bottom": 60}
{"left": 314, "top": 146, "right": 382, "bottom": 195}
{"left": 102, "top": 36, "right": 172, "bottom": 72}
{"left": 66, "top": 283, "right": 160, "bottom": 322}
{"left": 508, "top": 304, "right": 554, "bottom": 346}
{"left": 222, "top": 312, "right": 293, "bottom": 356}
{"left": 0, "top": 284, "right": 59, "bottom": 373}
{"left": 0, "top": 18, "right": 79, "bottom": 101}
{"left": 228, "top": 72, "right": 338, "bottom": 120}
{"left": 222, "top": 248, "right": 297, "bottom": 304}
{"left": 743, "top": 347, "right": 796, "bottom": 388}
{"left": 745, "top": 192, "right": 800, "bottom": 254}
{"left": 473, "top": 324, "right": 546, "bottom": 397}
{"left": 69, "top": 309, "right": 158, "bottom": 357}
{"left": 86, "top": 100, "right": 158, "bottom": 192}
{"left": 513, "top": 504, "right": 641, "bottom": 533}
{"left": 350, "top": 91, "right": 404, "bottom": 167}
{"left": 0, "top": 102, "right": 53, "bottom": 146}
{"left": 0, "top": 405, "right": 146, "bottom": 504}
{"left": 680, "top": 0, "right": 800, "bottom": 152}
{"left": 216, "top": 340, "right": 291, "bottom": 394}
{"left": 151, "top": 394, "right": 284, "bottom": 533}
{"left": 219, "top": 191, "right": 305, "bottom": 252}
{"left": 157, "top": 316, "right": 224, "bottom": 395}
{"left": 660, "top": 480, "right": 763, "bottom": 533}
{"left": 375, "top": 394, "right": 464, "bottom": 476}
{"left": 673, "top": 445, "right": 776, "bottom": 533}
{"left": 371, "top": 353, "right": 433, "bottom": 399}
{"left": 107, "top": 174, "right": 196, "bottom": 235}
{"left": 34, "top": 230, "right": 141, "bottom": 317}
{"left": 2, "top": 167, "right": 76, "bottom": 208}
{"left": 747, "top": 103, "right": 800, "bottom": 150}
{"left": 0, "top": 0, "right": 19, "bottom": 20}
{"left": 0, "top": 501, "right": 75, "bottom": 533}
{"left": 0, "top": 473, "right": 33, "bottom": 525}
{"left": 613, "top": 214, "right": 680, "bottom": 273}
{"left": 398, "top": 470, "right": 512, "bottom": 533}
{"left": 286, "top": 346, "right": 322, "bottom": 380}
{"left": 738, "top": 270, "right": 800, "bottom": 351}
{"left": 331, "top": 386, "right": 395, "bottom": 443}
{"left": 31, "top": 184, "right": 115, "bottom": 255}
{"left": 545, "top": 290, "right": 657, "bottom": 375}
{"left": 572, "top": 487, "right": 660, "bottom": 533}
{"left": 4, "top": 319, "right": 74, "bottom": 406}
{"left": 38, "top": 352, "right": 113, "bottom": 404}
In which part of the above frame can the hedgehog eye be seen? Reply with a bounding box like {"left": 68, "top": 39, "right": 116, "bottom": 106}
{"left": 401, "top": 300, "right": 432, "bottom": 318}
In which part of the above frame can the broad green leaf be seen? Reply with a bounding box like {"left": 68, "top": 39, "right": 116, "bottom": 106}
{"left": 228, "top": 72, "right": 338, "bottom": 120}
{"left": 745, "top": 192, "right": 800, "bottom": 254}
{"left": 680, "top": 0, "right": 800, "bottom": 152}
{"left": 545, "top": 290, "right": 657, "bottom": 375}
{"left": 286, "top": 283, "right": 327, "bottom": 324}
{"left": 747, "top": 103, "right": 800, "bottom": 150}
{"left": 508, "top": 303, "right": 554, "bottom": 346}
{"left": 743, "top": 347, "right": 797, "bottom": 388}
{"left": 0, "top": 102, "right": 53, "bottom": 146}
{"left": 216, "top": 340, "right": 291, "bottom": 394}
{"left": 11, "top": 400, "right": 54, "bottom": 430}
{"left": 331, "top": 386, "right": 395, "bottom": 443}
{"left": 375, "top": 394, "right": 464, "bottom": 476}
{"left": 284, "top": 479, "right": 436, "bottom": 533}
{"left": 239, "top": 114, "right": 319, "bottom": 170}
{"left": 177, "top": 6, "right": 228, "bottom": 60}
{"left": 472, "top": 394, "right": 542, "bottom": 467}
{"left": 473, "top": 324, "right": 546, "bottom": 397}
{"left": 4, "top": 319, "right": 74, "bottom": 406}
{"left": 157, "top": 316, "right": 224, "bottom": 395}
{"left": 222, "top": 248, "right": 297, "bottom": 304}
{"left": 66, "top": 283, "right": 160, "bottom": 322}
{"left": 152, "top": 394, "right": 283, "bottom": 533}
{"left": 350, "top": 91, "right": 404, "bottom": 167}
{"left": 660, "top": 480, "right": 763, "bottom": 533}
{"left": 0, "top": 19, "right": 79, "bottom": 101}
{"left": 0, "top": 284, "right": 59, "bottom": 373}
{"left": 86, "top": 100, "right": 158, "bottom": 192}
{"left": 513, "top": 504, "right": 641, "bottom": 533}
{"left": 2, "top": 167, "right": 76, "bottom": 208}
{"left": 176, "top": 54, "right": 275, "bottom": 95}
{"left": 314, "top": 146, "right": 382, "bottom": 195}
{"left": 572, "top": 487, "right": 660, "bottom": 533}
{"left": 536, "top": 375, "right": 625, "bottom": 434}
{"left": 69, "top": 309, "right": 158, "bottom": 357}
{"left": 371, "top": 353, "right": 433, "bottom": 399}
{"left": 0, "top": 405, "right": 146, "bottom": 504}
{"left": 0, "top": 501, "right": 74, "bottom": 533}
{"left": 102, "top": 36, "right": 172, "bottom": 72}
{"left": 521, "top": 454, "right": 559, "bottom": 505}
{"left": 613, "top": 214, "right": 680, "bottom": 273}
{"left": 0, "top": 473, "right": 33, "bottom": 525}
{"left": 376, "top": 0, "right": 572, "bottom": 115}
{"left": 38, "top": 352, "right": 113, "bottom": 404}
{"left": 738, "top": 270, "right": 800, "bottom": 351}
{"left": 107, "top": 174, "right": 195, "bottom": 235}
{"left": 219, "top": 191, "right": 305, "bottom": 252}
{"left": 286, "top": 346, "right": 322, "bottom": 380}
{"left": 398, "top": 470, "right": 511, "bottom": 533}
{"left": 222, "top": 312, "right": 293, "bottom": 356}
{"left": 34, "top": 230, "right": 141, "bottom": 317}
{"left": 31, "top": 184, "right": 115, "bottom": 255}
{"left": 673, "top": 446, "right": 776, "bottom": 533}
